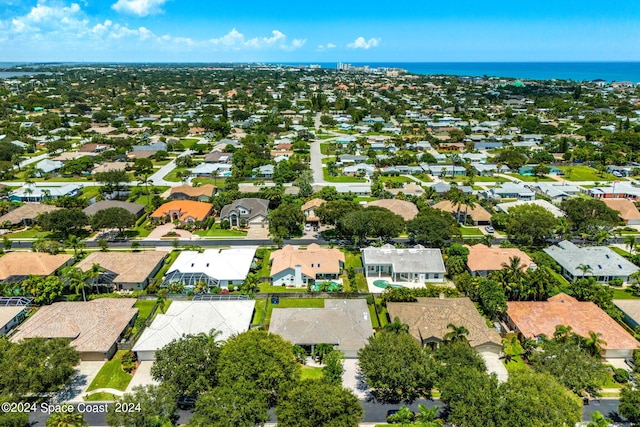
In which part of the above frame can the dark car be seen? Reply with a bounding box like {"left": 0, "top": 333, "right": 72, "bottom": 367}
{"left": 177, "top": 396, "right": 197, "bottom": 410}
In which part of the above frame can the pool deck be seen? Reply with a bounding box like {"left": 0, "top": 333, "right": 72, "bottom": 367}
{"left": 366, "top": 277, "right": 425, "bottom": 294}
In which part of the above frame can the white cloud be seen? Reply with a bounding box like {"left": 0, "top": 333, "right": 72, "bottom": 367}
{"left": 347, "top": 36, "right": 380, "bottom": 49}
{"left": 11, "top": 1, "right": 86, "bottom": 34}
{"left": 111, "top": 0, "right": 167, "bottom": 17}
{"left": 209, "top": 28, "right": 305, "bottom": 51}
{"left": 326, "top": 42, "right": 336, "bottom": 49}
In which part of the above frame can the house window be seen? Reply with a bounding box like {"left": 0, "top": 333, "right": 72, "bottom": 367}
{"left": 311, "top": 263, "right": 314, "bottom": 267}
{"left": 318, "top": 264, "right": 320, "bottom": 268}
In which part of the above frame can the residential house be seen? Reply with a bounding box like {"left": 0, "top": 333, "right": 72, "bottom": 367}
{"left": 507, "top": 293, "right": 639, "bottom": 359}
{"left": 389, "top": 182, "right": 424, "bottom": 198}
{"left": 0, "top": 253, "right": 74, "bottom": 283}
{"left": 483, "top": 183, "right": 535, "bottom": 201}
{"left": 252, "top": 164, "right": 275, "bottom": 179}
{"left": 131, "top": 141, "right": 167, "bottom": 152}
{"left": 219, "top": 198, "right": 269, "bottom": 227}
{"left": 301, "top": 198, "right": 326, "bottom": 225}
{"left": 0, "top": 298, "right": 30, "bottom": 335}
{"left": 204, "top": 152, "right": 233, "bottom": 164}
{"left": 426, "top": 164, "right": 467, "bottom": 177}
{"left": 82, "top": 200, "right": 145, "bottom": 218}
{"left": 529, "top": 183, "right": 580, "bottom": 203}
{"left": 163, "top": 247, "right": 257, "bottom": 290}
{"left": 34, "top": 159, "right": 63, "bottom": 176}
{"left": 269, "top": 299, "right": 373, "bottom": 358}
{"left": 518, "top": 165, "right": 562, "bottom": 176}
{"left": 150, "top": 200, "right": 214, "bottom": 224}
{"left": 191, "top": 162, "right": 232, "bottom": 178}
{"left": 339, "top": 154, "right": 368, "bottom": 164}
{"left": 361, "top": 244, "right": 446, "bottom": 283}
{"left": 430, "top": 183, "right": 473, "bottom": 195}
{"left": 466, "top": 244, "right": 535, "bottom": 277}
{"left": 613, "top": 300, "right": 640, "bottom": 330}
{"left": 269, "top": 244, "right": 345, "bottom": 287}
{"left": 601, "top": 199, "right": 640, "bottom": 225}
{"left": 588, "top": 182, "right": 640, "bottom": 200}
{"left": 167, "top": 184, "right": 217, "bottom": 202}
{"left": 387, "top": 297, "right": 506, "bottom": 381}
{"left": 91, "top": 162, "right": 130, "bottom": 175}
{"left": 472, "top": 164, "right": 510, "bottom": 176}
{"left": 76, "top": 251, "right": 167, "bottom": 291}
{"left": 11, "top": 299, "right": 138, "bottom": 361}
{"left": 364, "top": 199, "right": 419, "bottom": 221}
{"left": 0, "top": 203, "right": 60, "bottom": 227}
{"left": 133, "top": 300, "right": 256, "bottom": 361}
{"left": 431, "top": 200, "right": 492, "bottom": 225}
{"left": 342, "top": 163, "right": 375, "bottom": 177}
{"left": 544, "top": 240, "right": 639, "bottom": 283}
{"left": 9, "top": 184, "right": 83, "bottom": 203}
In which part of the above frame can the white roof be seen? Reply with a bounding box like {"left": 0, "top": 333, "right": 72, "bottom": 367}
{"left": 133, "top": 300, "right": 256, "bottom": 353}
{"left": 167, "top": 247, "right": 257, "bottom": 282}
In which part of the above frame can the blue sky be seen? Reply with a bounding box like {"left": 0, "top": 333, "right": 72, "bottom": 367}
{"left": 0, "top": 0, "right": 638, "bottom": 62}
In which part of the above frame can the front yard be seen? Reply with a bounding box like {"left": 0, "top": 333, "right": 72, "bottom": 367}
{"left": 322, "top": 168, "right": 366, "bottom": 183}
{"left": 558, "top": 166, "right": 617, "bottom": 181}
{"left": 86, "top": 351, "right": 133, "bottom": 392}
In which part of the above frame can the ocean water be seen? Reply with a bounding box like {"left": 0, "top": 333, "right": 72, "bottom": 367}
{"left": 313, "top": 62, "right": 640, "bottom": 83}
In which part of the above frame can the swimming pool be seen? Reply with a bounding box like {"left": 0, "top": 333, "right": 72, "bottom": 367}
{"left": 373, "top": 280, "right": 405, "bottom": 289}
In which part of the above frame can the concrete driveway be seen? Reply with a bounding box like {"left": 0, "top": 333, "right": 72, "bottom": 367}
{"left": 342, "top": 359, "right": 371, "bottom": 400}
{"left": 145, "top": 223, "right": 194, "bottom": 240}
{"left": 126, "top": 361, "right": 159, "bottom": 393}
{"left": 54, "top": 361, "right": 105, "bottom": 403}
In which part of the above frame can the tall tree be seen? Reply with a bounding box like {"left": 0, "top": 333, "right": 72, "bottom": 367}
{"left": 358, "top": 331, "right": 433, "bottom": 402}
{"left": 276, "top": 379, "right": 363, "bottom": 427}
{"left": 106, "top": 385, "right": 177, "bottom": 427}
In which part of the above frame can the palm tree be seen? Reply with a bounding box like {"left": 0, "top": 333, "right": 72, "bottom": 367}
{"left": 415, "top": 403, "right": 441, "bottom": 427}
{"left": 576, "top": 263, "right": 593, "bottom": 278}
{"left": 583, "top": 331, "right": 607, "bottom": 359}
{"left": 624, "top": 235, "right": 637, "bottom": 254}
{"left": 444, "top": 187, "right": 465, "bottom": 223}
{"left": 443, "top": 323, "right": 469, "bottom": 343}
{"left": 61, "top": 266, "right": 89, "bottom": 302}
{"left": 85, "top": 263, "right": 104, "bottom": 293}
{"left": 65, "top": 234, "right": 81, "bottom": 257}
{"left": 461, "top": 194, "right": 477, "bottom": 225}
{"left": 383, "top": 316, "right": 410, "bottom": 334}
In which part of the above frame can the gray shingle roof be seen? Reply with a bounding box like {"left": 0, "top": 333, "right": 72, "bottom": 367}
{"left": 544, "top": 240, "right": 639, "bottom": 278}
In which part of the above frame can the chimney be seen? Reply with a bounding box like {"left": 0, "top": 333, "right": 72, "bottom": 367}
{"left": 294, "top": 264, "right": 302, "bottom": 287}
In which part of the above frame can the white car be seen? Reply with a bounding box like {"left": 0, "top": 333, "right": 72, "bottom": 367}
{"left": 305, "top": 224, "right": 311, "bottom": 231}
{"left": 485, "top": 225, "right": 495, "bottom": 233}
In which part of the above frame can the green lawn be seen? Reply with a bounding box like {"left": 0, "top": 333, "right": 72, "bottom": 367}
{"left": 375, "top": 298, "right": 389, "bottom": 327}
{"left": 558, "top": 166, "right": 617, "bottom": 182}
{"left": 86, "top": 351, "right": 133, "bottom": 392}
{"left": 131, "top": 220, "right": 153, "bottom": 238}
{"left": 252, "top": 299, "right": 267, "bottom": 324}
{"left": 320, "top": 143, "right": 336, "bottom": 155}
{"left": 79, "top": 186, "right": 102, "bottom": 201}
{"left": 610, "top": 247, "right": 632, "bottom": 257}
{"left": 379, "top": 176, "right": 413, "bottom": 184}
{"left": 343, "top": 250, "right": 363, "bottom": 269}
{"left": 547, "top": 267, "right": 570, "bottom": 286}
{"left": 354, "top": 196, "right": 377, "bottom": 202}
{"left": 445, "top": 176, "right": 507, "bottom": 183}
{"left": 84, "top": 392, "right": 118, "bottom": 401}
{"left": 412, "top": 173, "right": 433, "bottom": 183}
{"left": 612, "top": 288, "right": 640, "bottom": 300}
{"left": 368, "top": 303, "right": 380, "bottom": 328}
{"left": 193, "top": 224, "right": 247, "bottom": 237}
{"left": 322, "top": 169, "right": 366, "bottom": 183}
{"left": 301, "top": 366, "right": 324, "bottom": 381}
{"left": 134, "top": 300, "right": 156, "bottom": 320}
{"left": 163, "top": 168, "right": 188, "bottom": 182}
{"left": 179, "top": 138, "right": 200, "bottom": 149}
{"left": 459, "top": 227, "right": 483, "bottom": 236}
{"left": 506, "top": 173, "right": 556, "bottom": 182}
{"left": 192, "top": 177, "right": 226, "bottom": 188}
{"left": 265, "top": 298, "right": 324, "bottom": 324}
{"left": 6, "top": 227, "right": 52, "bottom": 239}
{"left": 258, "top": 284, "right": 307, "bottom": 293}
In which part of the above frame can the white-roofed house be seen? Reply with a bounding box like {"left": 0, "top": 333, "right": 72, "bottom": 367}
{"left": 361, "top": 244, "right": 446, "bottom": 285}
{"left": 162, "top": 247, "right": 257, "bottom": 291}
{"left": 544, "top": 240, "right": 639, "bottom": 284}
{"left": 133, "top": 300, "right": 256, "bottom": 361}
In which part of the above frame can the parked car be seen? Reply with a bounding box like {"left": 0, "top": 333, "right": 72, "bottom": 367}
{"left": 305, "top": 224, "right": 311, "bottom": 231}
{"left": 485, "top": 225, "right": 495, "bottom": 233}
{"left": 177, "top": 396, "right": 196, "bottom": 410}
